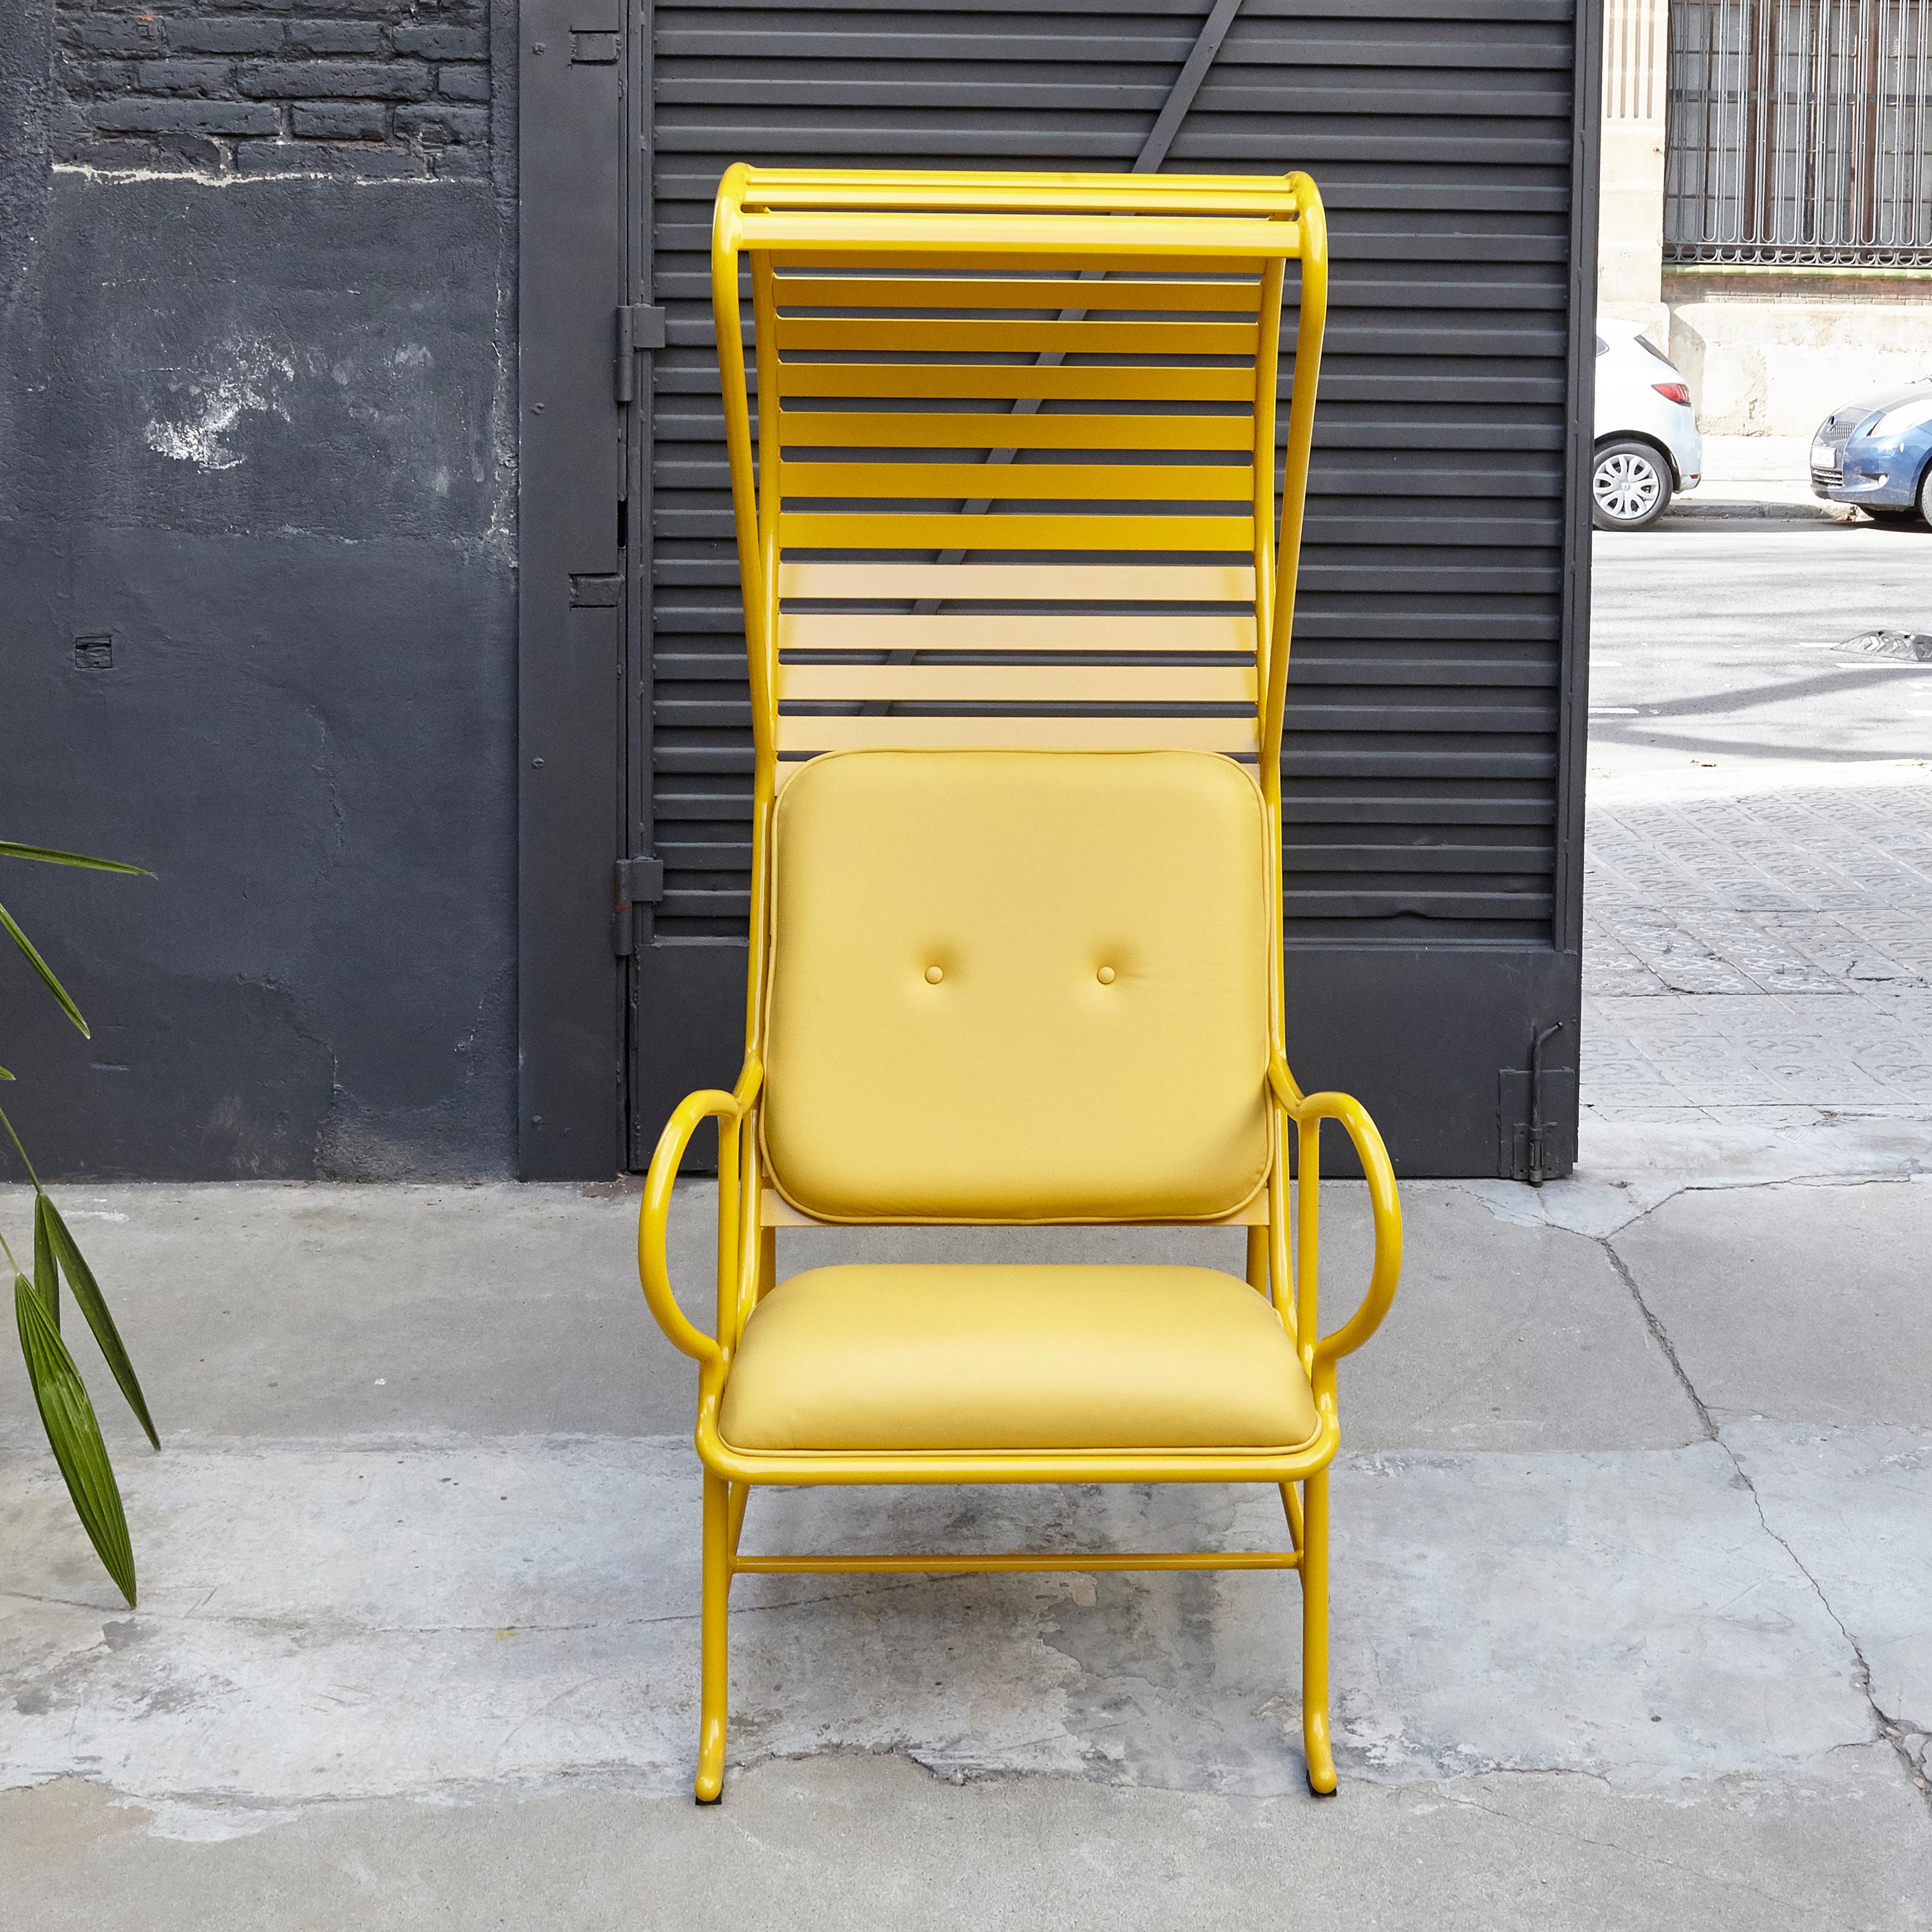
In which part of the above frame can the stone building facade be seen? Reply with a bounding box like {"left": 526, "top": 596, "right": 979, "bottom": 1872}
{"left": 1599, "top": 0, "right": 1932, "bottom": 436}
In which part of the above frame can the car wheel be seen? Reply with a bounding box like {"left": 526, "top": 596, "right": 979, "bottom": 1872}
{"left": 1920, "top": 464, "right": 1932, "bottom": 526}
{"left": 1592, "top": 440, "right": 1673, "bottom": 531}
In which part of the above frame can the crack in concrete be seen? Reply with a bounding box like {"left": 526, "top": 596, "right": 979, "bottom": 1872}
{"left": 1457, "top": 1158, "right": 1931, "bottom": 1245}
{"left": 1718, "top": 1466, "right": 1932, "bottom": 1819}
{"left": 1603, "top": 1230, "right": 1932, "bottom": 1820}
{"left": 1599, "top": 1243, "right": 1720, "bottom": 1442}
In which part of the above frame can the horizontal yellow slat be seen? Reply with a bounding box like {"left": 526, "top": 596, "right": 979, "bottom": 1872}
{"left": 778, "top": 611, "right": 1257, "bottom": 653}
{"left": 773, "top": 276, "right": 1264, "bottom": 315}
{"left": 759, "top": 1184, "right": 1270, "bottom": 1227}
{"left": 738, "top": 213, "right": 1301, "bottom": 261}
{"left": 779, "top": 562, "right": 1256, "bottom": 600}
{"left": 735, "top": 1551, "right": 1295, "bottom": 1572}
{"left": 768, "top": 250, "right": 1262, "bottom": 277}
{"left": 774, "top": 318, "right": 1258, "bottom": 357}
{"left": 774, "top": 714, "right": 1260, "bottom": 757}
{"left": 782, "top": 511, "right": 1254, "bottom": 551}
{"left": 776, "top": 363, "right": 1256, "bottom": 403}
{"left": 776, "top": 410, "right": 1257, "bottom": 452}
{"left": 778, "top": 663, "right": 1257, "bottom": 703}
{"left": 739, "top": 170, "right": 1305, "bottom": 217}
{"left": 779, "top": 461, "right": 1256, "bottom": 502}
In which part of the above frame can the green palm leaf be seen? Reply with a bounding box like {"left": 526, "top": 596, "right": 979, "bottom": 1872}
{"left": 0, "top": 898, "right": 89, "bottom": 1037}
{"left": 33, "top": 1192, "right": 59, "bottom": 1329}
{"left": 0, "top": 842, "right": 148, "bottom": 874}
{"left": 14, "top": 1274, "right": 136, "bottom": 1606}
{"left": 40, "top": 1197, "right": 158, "bottom": 1450}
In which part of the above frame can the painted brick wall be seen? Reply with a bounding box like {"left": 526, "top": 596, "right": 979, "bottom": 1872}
{"left": 4, "top": 0, "right": 521, "bottom": 1178}
{"left": 53, "top": 1, "right": 490, "bottom": 179}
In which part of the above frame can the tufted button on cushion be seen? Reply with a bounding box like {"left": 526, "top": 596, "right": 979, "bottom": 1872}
{"left": 761, "top": 748, "right": 1271, "bottom": 1222}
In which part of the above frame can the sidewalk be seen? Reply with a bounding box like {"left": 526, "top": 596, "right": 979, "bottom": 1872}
{"left": 1585, "top": 507, "right": 1932, "bottom": 1173}
{"left": 1583, "top": 783, "right": 1932, "bottom": 1141}
{"left": 1670, "top": 435, "right": 1855, "bottom": 522}
{"left": 4, "top": 1168, "right": 1929, "bottom": 1928}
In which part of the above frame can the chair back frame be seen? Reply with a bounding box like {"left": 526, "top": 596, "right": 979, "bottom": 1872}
{"left": 709, "top": 167, "right": 1329, "bottom": 1244}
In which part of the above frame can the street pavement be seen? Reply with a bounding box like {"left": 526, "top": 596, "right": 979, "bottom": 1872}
{"left": 1584, "top": 496, "right": 1932, "bottom": 1167}
{"left": 3, "top": 456, "right": 1930, "bottom": 1926}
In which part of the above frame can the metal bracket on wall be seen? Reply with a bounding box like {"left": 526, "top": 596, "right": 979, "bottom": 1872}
{"left": 1497, "top": 1021, "right": 1574, "bottom": 1185}
{"left": 615, "top": 302, "right": 667, "bottom": 403}
{"left": 612, "top": 854, "right": 665, "bottom": 957}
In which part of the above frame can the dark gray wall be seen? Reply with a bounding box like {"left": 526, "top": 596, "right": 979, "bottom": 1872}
{"left": 3, "top": 0, "right": 1595, "bottom": 1184}
{"left": 0, "top": 1, "right": 521, "bottom": 1179}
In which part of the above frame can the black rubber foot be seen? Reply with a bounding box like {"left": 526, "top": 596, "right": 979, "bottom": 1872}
{"left": 696, "top": 1792, "right": 722, "bottom": 1807}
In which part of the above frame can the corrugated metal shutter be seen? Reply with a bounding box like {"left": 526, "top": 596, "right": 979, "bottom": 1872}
{"left": 633, "top": 0, "right": 1593, "bottom": 1175}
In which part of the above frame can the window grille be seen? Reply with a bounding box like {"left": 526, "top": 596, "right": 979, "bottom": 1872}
{"left": 1664, "top": 0, "right": 1932, "bottom": 265}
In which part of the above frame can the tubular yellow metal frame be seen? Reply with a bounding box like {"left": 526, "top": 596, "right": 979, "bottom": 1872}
{"left": 637, "top": 165, "right": 1403, "bottom": 1804}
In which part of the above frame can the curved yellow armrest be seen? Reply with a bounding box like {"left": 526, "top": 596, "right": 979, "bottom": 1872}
{"left": 637, "top": 1058, "right": 764, "bottom": 1368}
{"left": 1267, "top": 1058, "right": 1403, "bottom": 1368}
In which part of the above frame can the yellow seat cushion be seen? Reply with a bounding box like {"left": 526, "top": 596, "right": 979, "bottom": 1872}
{"left": 718, "top": 1264, "right": 1319, "bottom": 1453}
{"left": 761, "top": 749, "right": 1271, "bottom": 1222}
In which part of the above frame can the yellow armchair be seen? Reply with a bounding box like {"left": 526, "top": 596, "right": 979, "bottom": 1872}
{"left": 635, "top": 165, "right": 1402, "bottom": 1804}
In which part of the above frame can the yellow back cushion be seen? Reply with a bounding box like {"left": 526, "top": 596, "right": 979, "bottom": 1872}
{"left": 761, "top": 749, "right": 1271, "bottom": 1222}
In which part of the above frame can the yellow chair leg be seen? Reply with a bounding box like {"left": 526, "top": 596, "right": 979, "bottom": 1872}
{"left": 697, "top": 1470, "right": 731, "bottom": 1803}
{"left": 1300, "top": 1467, "right": 1336, "bottom": 1794}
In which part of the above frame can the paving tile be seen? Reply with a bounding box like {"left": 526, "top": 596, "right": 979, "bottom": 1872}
{"left": 1582, "top": 1102, "right": 1712, "bottom": 1125}
{"left": 1580, "top": 919, "right": 1666, "bottom": 997}
{"left": 1593, "top": 911, "right": 1760, "bottom": 995}
{"left": 1583, "top": 785, "right": 1932, "bottom": 1125}
{"left": 1672, "top": 909, "right": 1844, "bottom": 993}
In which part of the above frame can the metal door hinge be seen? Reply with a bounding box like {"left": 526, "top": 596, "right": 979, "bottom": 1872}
{"left": 616, "top": 856, "right": 664, "bottom": 903}
{"left": 612, "top": 855, "right": 665, "bottom": 955}
{"left": 615, "top": 303, "right": 667, "bottom": 402}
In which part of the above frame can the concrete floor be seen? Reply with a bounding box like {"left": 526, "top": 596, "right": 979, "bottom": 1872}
{"left": 6, "top": 456, "right": 1931, "bottom": 1925}
{"left": 3, "top": 1165, "right": 1929, "bottom": 1926}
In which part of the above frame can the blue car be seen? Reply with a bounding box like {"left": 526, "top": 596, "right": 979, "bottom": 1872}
{"left": 1810, "top": 380, "right": 1932, "bottom": 526}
